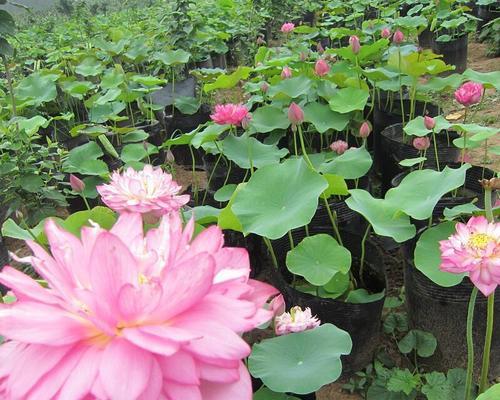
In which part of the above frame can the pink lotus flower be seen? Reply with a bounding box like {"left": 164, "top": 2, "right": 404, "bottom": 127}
{"left": 314, "top": 59, "right": 330, "bottom": 77}
{"left": 440, "top": 216, "right": 500, "bottom": 296}
{"left": 97, "top": 165, "right": 189, "bottom": 219}
{"left": 281, "top": 66, "right": 292, "bottom": 79}
{"left": 454, "top": 81, "right": 484, "bottom": 107}
{"left": 413, "top": 136, "right": 431, "bottom": 151}
{"left": 210, "top": 103, "right": 250, "bottom": 126}
{"left": 330, "top": 140, "right": 349, "bottom": 155}
{"left": 393, "top": 29, "right": 404, "bottom": 44}
{"left": 0, "top": 212, "right": 280, "bottom": 399}
{"left": 381, "top": 27, "right": 391, "bottom": 39}
{"left": 288, "top": 102, "right": 304, "bottom": 125}
{"left": 275, "top": 306, "right": 321, "bottom": 335}
{"left": 424, "top": 116, "right": 436, "bottom": 130}
{"left": 359, "top": 121, "right": 372, "bottom": 138}
{"left": 349, "top": 35, "right": 361, "bottom": 54}
{"left": 281, "top": 22, "right": 295, "bottom": 33}
{"left": 69, "top": 174, "right": 85, "bottom": 193}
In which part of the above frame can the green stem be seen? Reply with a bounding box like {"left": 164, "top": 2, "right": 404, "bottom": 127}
{"left": 432, "top": 130, "right": 440, "bottom": 171}
{"left": 359, "top": 224, "right": 372, "bottom": 287}
{"left": 398, "top": 46, "right": 405, "bottom": 128}
{"left": 485, "top": 188, "right": 493, "bottom": 223}
{"left": 188, "top": 145, "right": 199, "bottom": 205}
{"left": 203, "top": 151, "right": 223, "bottom": 205}
{"left": 465, "top": 287, "right": 479, "bottom": 400}
{"left": 288, "top": 230, "right": 294, "bottom": 249}
{"left": 322, "top": 196, "right": 343, "bottom": 245}
{"left": 81, "top": 195, "right": 91, "bottom": 211}
{"left": 479, "top": 293, "right": 495, "bottom": 394}
{"left": 297, "top": 124, "right": 314, "bottom": 169}
{"left": 293, "top": 128, "right": 298, "bottom": 156}
{"left": 263, "top": 237, "right": 278, "bottom": 269}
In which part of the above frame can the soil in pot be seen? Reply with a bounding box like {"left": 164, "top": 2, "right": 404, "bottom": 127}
{"left": 270, "top": 228, "right": 387, "bottom": 374}
{"left": 391, "top": 163, "right": 496, "bottom": 228}
{"left": 432, "top": 33, "right": 468, "bottom": 75}
{"left": 404, "top": 261, "right": 500, "bottom": 378}
{"left": 379, "top": 123, "right": 460, "bottom": 193}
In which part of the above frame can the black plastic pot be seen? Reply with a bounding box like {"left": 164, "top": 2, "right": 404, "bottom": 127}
{"left": 203, "top": 154, "right": 247, "bottom": 193}
{"left": 211, "top": 53, "right": 227, "bottom": 69}
{"left": 271, "top": 228, "right": 386, "bottom": 374}
{"left": 477, "top": 4, "right": 500, "bottom": 33}
{"left": 379, "top": 123, "right": 460, "bottom": 193}
{"left": 164, "top": 104, "right": 211, "bottom": 168}
{"left": 405, "top": 261, "right": 500, "bottom": 377}
{"left": 432, "top": 33, "right": 468, "bottom": 75}
{"left": 373, "top": 95, "right": 439, "bottom": 174}
{"left": 391, "top": 164, "right": 495, "bottom": 226}
{"left": 418, "top": 28, "right": 434, "bottom": 49}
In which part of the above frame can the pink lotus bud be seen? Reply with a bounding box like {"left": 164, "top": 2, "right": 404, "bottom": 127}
{"left": 330, "top": 140, "right": 349, "bottom": 155}
{"left": 261, "top": 82, "right": 269, "bottom": 93}
{"left": 359, "top": 121, "right": 372, "bottom": 138}
{"left": 314, "top": 59, "right": 330, "bottom": 77}
{"left": 393, "top": 30, "right": 404, "bottom": 44}
{"left": 165, "top": 150, "right": 175, "bottom": 163}
{"left": 281, "top": 66, "right": 292, "bottom": 79}
{"left": 413, "top": 136, "right": 431, "bottom": 151}
{"left": 281, "top": 22, "right": 295, "bottom": 33}
{"left": 317, "top": 41, "right": 325, "bottom": 54}
{"left": 454, "top": 81, "right": 484, "bottom": 107}
{"left": 424, "top": 116, "right": 436, "bottom": 130}
{"left": 70, "top": 174, "right": 85, "bottom": 193}
{"left": 288, "top": 102, "right": 304, "bottom": 125}
{"left": 381, "top": 27, "right": 391, "bottom": 39}
{"left": 349, "top": 35, "right": 361, "bottom": 54}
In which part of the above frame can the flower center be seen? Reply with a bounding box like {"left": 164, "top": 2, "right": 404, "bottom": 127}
{"left": 468, "top": 233, "right": 492, "bottom": 250}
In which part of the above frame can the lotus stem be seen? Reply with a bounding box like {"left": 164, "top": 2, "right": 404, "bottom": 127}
{"left": 479, "top": 293, "right": 495, "bottom": 394}
{"left": 203, "top": 151, "right": 223, "bottom": 205}
{"left": 288, "top": 230, "right": 294, "bottom": 249}
{"left": 297, "top": 125, "right": 314, "bottom": 170}
{"left": 359, "top": 224, "right": 371, "bottom": 288}
{"left": 465, "top": 287, "right": 478, "bottom": 400}
{"left": 263, "top": 237, "right": 278, "bottom": 269}
{"left": 432, "top": 130, "right": 440, "bottom": 172}
{"left": 189, "top": 145, "right": 199, "bottom": 205}
{"left": 322, "top": 196, "right": 343, "bottom": 245}
{"left": 398, "top": 46, "right": 405, "bottom": 129}
{"left": 81, "top": 195, "right": 91, "bottom": 211}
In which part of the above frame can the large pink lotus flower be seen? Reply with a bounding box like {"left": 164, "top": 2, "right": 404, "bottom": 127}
{"left": 454, "top": 81, "right": 484, "bottom": 107}
{"left": 440, "top": 216, "right": 500, "bottom": 296}
{"left": 280, "top": 22, "right": 295, "bottom": 33}
{"left": 330, "top": 140, "right": 349, "bottom": 155}
{"left": 97, "top": 165, "right": 189, "bottom": 219}
{"left": 210, "top": 103, "right": 250, "bottom": 127}
{"left": 275, "top": 306, "right": 321, "bottom": 336}
{"left": 0, "top": 212, "right": 280, "bottom": 399}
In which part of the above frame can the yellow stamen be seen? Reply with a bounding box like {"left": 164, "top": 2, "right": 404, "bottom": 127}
{"left": 468, "top": 233, "right": 492, "bottom": 250}
{"left": 138, "top": 273, "right": 149, "bottom": 285}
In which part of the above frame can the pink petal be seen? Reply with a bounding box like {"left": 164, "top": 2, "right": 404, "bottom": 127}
{"left": 0, "top": 267, "right": 60, "bottom": 305}
{"left": 57, "top": 346, "right": 102, "bottom": 400}
{"left": 137, "top": 357, "right": 162, "bottom": 400}
{"left": 153, "top": 253, "right": 215, "bottom": 321}
{"left": 99, "top": 339, "right": 153, "bottom": 400}
{"left": 6, "top": 344, "right": 74, "bottom": 398}
{"left": 118, "top": 281, "right": 162, "bottom": 322}
{"left": 158, "top": 351, "right": 200, "bottom": 385}
{"left": 199, "top": 362, "right": 252, "bottom": 400}
{"left": 0, "top": 302, "right": 87, "bottom": 345}
{"left": 121, "top": 327, "right": 180, "bottom": 357}
{"left": 110, "top": 212, "right": 144, "bottom": 244}
{"left": 89, "top": 232, "right": 137, "bottom": 323}
{"left": 164, "top": 382, "right": 202, "bottom": 400}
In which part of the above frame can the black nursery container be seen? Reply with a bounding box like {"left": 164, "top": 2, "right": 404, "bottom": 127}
{"left": 202, "top": 154, "right": 247, "bottom": 193}
{"left": 418, "top": 28, "right": 434, "bottom": 49}
{"left": 373, "top": 96, "right": 439, "bottom": 174}
{"left": 477, "top": 3, "right": 500, "bottom": 33}
{"left": 404, "top": 261, "right": 500, "bottom": 377}
{"left": 379, "top": 123, "right": 460, "bottom": 193}
{"left": 391, "top": 164, "right": 496, "bottom": 227}
{"left": 271, "top": 228, "right": 387, "bottom": 374}
{"left": 432, "top": 33, "right": 468, "bottom": 75}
